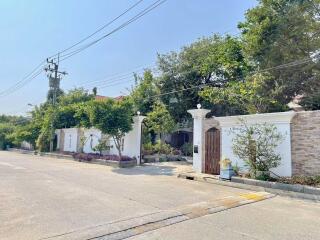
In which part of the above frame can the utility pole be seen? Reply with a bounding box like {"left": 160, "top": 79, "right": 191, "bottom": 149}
{"left": 44, "top": 54, "right": 67, "bottom": 152}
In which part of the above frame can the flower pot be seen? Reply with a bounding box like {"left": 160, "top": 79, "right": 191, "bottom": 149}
{"left": 220, "top": 163, "right": 234, "bottom": 180}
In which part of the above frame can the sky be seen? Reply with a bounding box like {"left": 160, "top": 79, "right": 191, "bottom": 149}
{"left": 0, "top": 0, "right": 257, "bottom": 115}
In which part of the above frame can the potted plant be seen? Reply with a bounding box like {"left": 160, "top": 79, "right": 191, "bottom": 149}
{"left": 220, "top": 157, "right": 234, "bottom": 180}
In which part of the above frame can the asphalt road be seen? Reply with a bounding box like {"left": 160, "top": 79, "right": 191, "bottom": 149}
{"left": 1, "top": 151, "right": 320, "bottom": 240}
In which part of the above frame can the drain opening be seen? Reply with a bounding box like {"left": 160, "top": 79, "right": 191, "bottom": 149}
{"left": 186, "top": 176, "right": 194, "bottom": 180}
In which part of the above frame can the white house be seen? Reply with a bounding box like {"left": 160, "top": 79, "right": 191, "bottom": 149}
{"left": 188, "top": 108, "right": 320, "bottom": 177}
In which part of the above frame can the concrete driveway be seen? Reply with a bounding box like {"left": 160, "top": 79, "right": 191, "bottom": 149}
{"left": 0, "top": 151, "right": 319, "bottom": 240}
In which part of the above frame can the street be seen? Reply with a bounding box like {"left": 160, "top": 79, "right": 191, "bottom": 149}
{"left": 1, "top": 151, "right": 320, "bottom": 240}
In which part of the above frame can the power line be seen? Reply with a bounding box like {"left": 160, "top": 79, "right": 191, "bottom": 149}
{"left": 147, "top": 56, "right": 316, "bottom": 100}
{"left": 7, "top": 56, "right": 316, "bottom": 118}
{"left": 78, "top": 64, "right": 156, "bottom": 88}
{"left": 0, "top": 0, "right": 154, "bottom": 99}
{"left": 48, "top": 0, "right": 144, "bottom": 60}
{"left": 58, "top": 0, "right": 167, "bottom": 62}
{"left": 0, "top": 61, "right": 45, "bottom": 97}
{"left": 81, "top": 56, "right": 315, "bottom": 95}
{"left": 0, "top": 68, "right": 44, "bottom": 98}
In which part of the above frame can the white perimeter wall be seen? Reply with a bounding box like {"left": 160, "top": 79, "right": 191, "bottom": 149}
{"left": 83, "top": 128, "right": 102, "bottom": 154}
{"left": 220, "top": 123, "right": 292, "bottom": 177}
{"left": 216, "top": 112, "right": 296, "bottom": 177}
{"left": 56, "top": 116, "right": 145, "bottom": 163}
{"left": 62, "top": 128, "right": 78, "bottom": 152}
{"left": 189, "top": 110, "right": 296, "bottom": 177}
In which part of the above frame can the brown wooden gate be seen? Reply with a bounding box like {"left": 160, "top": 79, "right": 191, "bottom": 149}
{"left": 205, "top": 128, "right": 221, "bottom": 174}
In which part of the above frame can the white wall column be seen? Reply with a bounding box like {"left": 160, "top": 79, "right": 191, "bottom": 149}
{"left": 121, "top": 115, "right": 146, "bottom": 165}
{"left": 135, "top": 115, "right": 146, "bottom": 165}
{"left": 187, "top": 109, "right": 210, "bottom": 173}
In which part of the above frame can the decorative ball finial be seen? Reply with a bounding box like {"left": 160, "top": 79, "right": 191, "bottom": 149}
{"left": 137, "top": 111, "right": 141, "bottom": 116}
{"left": 197, "top": 103, "right": 201, "bottom": 109}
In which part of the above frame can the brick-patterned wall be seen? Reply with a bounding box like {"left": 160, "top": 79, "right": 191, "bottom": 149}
{"left": 291, "top": 111, "right": 320, "bottom": 176}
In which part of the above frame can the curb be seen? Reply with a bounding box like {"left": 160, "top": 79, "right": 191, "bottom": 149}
{"left": 232, "top": 176, "right": 320, "bottom": 196}
{"left": 7, "top": 149, "right": 136, "bottom": 168}
{"left": 7, "top": 148, "right": 36, "bottom": 155}
{"left": 178, "top": 173, "right": 320, "bottom": 202}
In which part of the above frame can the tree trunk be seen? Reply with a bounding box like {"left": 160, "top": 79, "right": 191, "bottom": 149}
{"left": 113, "top": 136, "right": 122, "bottom": 160}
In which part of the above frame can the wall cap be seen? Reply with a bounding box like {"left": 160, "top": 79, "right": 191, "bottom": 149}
{"left": 216, "top": 111, "right": 296, "bottom": 127}
{"left": 187, "top": 109, "right": 211, "bottom": 119}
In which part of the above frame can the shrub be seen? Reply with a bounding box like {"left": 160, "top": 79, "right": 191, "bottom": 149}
{"left": 72, "top": 152, "right": 133, "bottom": 162}
{"left": 153, "top": 140, "right": 172, "bottom": 154}
{"left": 92, "top": 138, "right": 111, "bottom": 155}
{"left": 171, "top": 149, "right": 181, "bottom": 155}
{"left": 181, "top": 142, "right": 193, "bottom": 156}
{"left": 278, "top": 176, "right": 320, "bottom": 187}
{"left": 143, "top": 141, "right": 181, "bottom": 156}
{"left": 231, "top": 119, "right": 285, "bottom": 179}
{"left": 142, "top": 142, "right": 155, "bottom": 155}
{"left": 72, "top": 152, "right": 93, "bottom": 161}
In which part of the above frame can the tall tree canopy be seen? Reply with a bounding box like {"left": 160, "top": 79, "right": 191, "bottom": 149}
{"left": 130, "top": 70, "right": 159, "bottom": 115}
{"left": 238, "top": 0, "right": 320, "bottom": 105}
{"left": 88, "top": 98, "right": 133, "bottom": 158}
{"left": 157, "top": 35, "right": 250, "bottom": 119}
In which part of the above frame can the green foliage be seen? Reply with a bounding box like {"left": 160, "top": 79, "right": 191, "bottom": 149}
{"left": 92, "top": 138, "right": 111, "bottom": 155}
{"left": 231, "top": 119, "right": 285, "bottom": 178}
{"left": 300, "top": 90, "right": 320, "bottom": 110}
{"left": 0, "top": 123, "right": 15, "bottom": 149}
{"left": 47, "top": 88, "right": 64, "bottom": 103}
{"left": 181, "top": 142, "right": 193, "bottom": 156}
{"left": 238, "top": 0, "right": 320, "bottom": 105}
{"left": 130, "top": 70, "right": 159, "bottom": 115}
{"left": 36, "top": 105, "right": 56, "bottom": 152}
{"left": 31, "top": 88, "right": 93, "bottom": 150}
{"left": 146, "top": 102, "right": 175, "bottom": 135}
{"left": 55, "top": 88, "right": 94, "bottom": 128}
{"left": 157, "top": 34, "right": 250, "bottom": 120}
{"left": 3, "top": 1, "right": 320, "bottom": 153}
{"left": 143, "top": 142, "right": 154, "bottom": 152}
{"left": 8, "top": 124, "right": 38, "bottom": 147}
{"left": 152, "top": 140, "right": 172, "bottom": 155}
{"left": 0, "top": 115, "right": 30, "bottom": 149}
{"left": 58, "top": 88, "right": 93, "bottom": 106}
{"left": 89, "top": 98, "right": 133, "bottom": 157}
{"left": 200, "top": 76, "right": 288, "bottom": 115}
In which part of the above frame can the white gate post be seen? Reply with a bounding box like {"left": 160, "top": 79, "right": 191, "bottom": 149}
{"left": 187, "top": 108, "right": 210, "bottom": 173}
{"left": 133, "top": 115, "right": 146, "bottom": 165}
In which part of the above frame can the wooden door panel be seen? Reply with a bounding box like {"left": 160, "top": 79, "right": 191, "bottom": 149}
{"left": 205, "top": 128, "right": 220, "bottom": 174}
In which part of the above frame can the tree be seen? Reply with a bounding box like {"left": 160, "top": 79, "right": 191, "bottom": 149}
{"left": 88, "top": 98, "right": 133, "bottom": 158}
{"left": 238, "top": 0, "right": 320, "bottom": 106}
{"left": 200, "top": 74, "right": 288, "bottom": 115}
{"left": 47, "top": 88, "right": 64, "bottom": 104}
{"left": 92, "top": 87, "right": 97, "bottom": 96}
{"left": 55, "top": 88, "right": 94, "bottom": 128}
{"left": 0, "top": 115, "right": 30, "bottom": 149}
{"left": 36, "top": 106, "right": 56, "bottom": 152}
{"left": 300, "top": 90, "right": 320, "bottom": 110}
{"left": 157, "top": 34, "right": 250, "bottom": 119}
{"left": 146, "top": 102, "right": 175, "bottom": 141}
{"left": 0, "top": 123, "right": 15, "bottom": 149}
{"left": 8, "top": 123, "right": 38, "bottom": 147}
{"left": 130, "top": 70, "right": 159, "bottom": 115}
{"left": 231, "top": 119, "right": 285, "bottom": 179}
{"left": 58, "top": 88, "right": 93, "bottom": 106}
